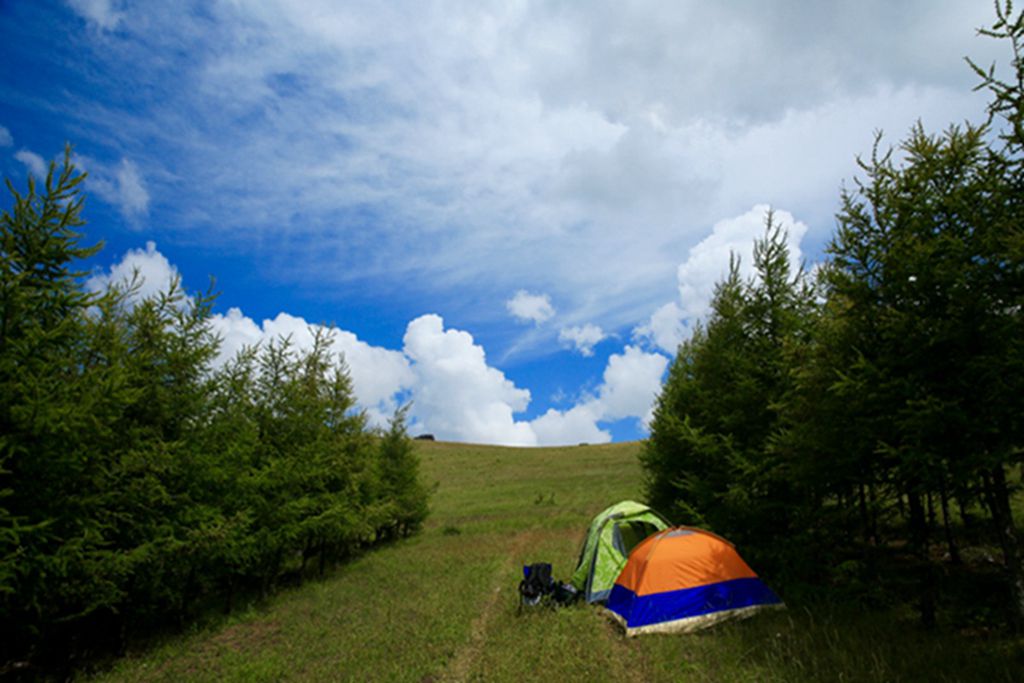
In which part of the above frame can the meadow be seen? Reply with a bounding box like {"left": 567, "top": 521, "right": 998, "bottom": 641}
{"left": 93, "top": 441, "right": 1022, "bottom": 682}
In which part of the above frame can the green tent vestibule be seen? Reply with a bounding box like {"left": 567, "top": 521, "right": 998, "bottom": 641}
{"left": 570, "top": 500, "right": 670, "bottom": 603}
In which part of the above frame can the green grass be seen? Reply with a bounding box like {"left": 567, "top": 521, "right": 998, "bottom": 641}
{"left": 92, "top": 441, "right": 1023, "bottom": 682}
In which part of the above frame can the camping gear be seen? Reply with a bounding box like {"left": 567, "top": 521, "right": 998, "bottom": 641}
{"left": 553, "top": 581, "right": 579, "bottom": 606}
{"left": 518, "top": 563, "right": 580, "bottom": 610}
{"left": 518, "top": 563, "right": 555, "bottom": 609}
{"left": 606, "top": 527, "right": 783, "bottom": 636}
{"left": 570, "top": 500, "right": 670, "bottom": 603}
{"left": 520, "top": 565, "right": 585, "bottom": 610}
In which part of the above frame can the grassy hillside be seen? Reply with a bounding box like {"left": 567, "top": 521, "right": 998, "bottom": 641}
{"left": 93, "top": 441, "right": 1021, "bottom": 682}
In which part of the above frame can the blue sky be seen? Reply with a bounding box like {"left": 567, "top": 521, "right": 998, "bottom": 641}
{"left": 0, "top": 0, "right": 1003, "bottom": 444}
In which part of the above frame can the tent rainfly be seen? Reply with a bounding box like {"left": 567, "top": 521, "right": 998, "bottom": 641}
{"left": 606, "top": 527, "right": 783, "bottom": 636}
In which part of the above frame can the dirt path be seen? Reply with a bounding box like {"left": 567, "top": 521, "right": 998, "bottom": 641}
{"left": 440, "top": 531, "right": 535, "bottom": 683}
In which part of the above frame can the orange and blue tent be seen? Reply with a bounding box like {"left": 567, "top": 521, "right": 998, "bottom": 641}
{"left": 606, "top": 527, "right": 783, "bottom": 636}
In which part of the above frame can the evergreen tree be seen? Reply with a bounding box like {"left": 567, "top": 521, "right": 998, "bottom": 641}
{"left": 642, "top": 212, "right": 816, "bottom": 577}
{"left": 645, "top": 1, "right": 1024, "bottom": 627}
{"left": 377, "top": 405, "right": 429, "bottom": 540}
{"left": 967, "top": 0, "right": 1024, "bottom": 624}
{"left": 824, "top": 118, "right": 1024, "bottom": 624}
{"left": 0, "top": 152, "right": 432, "bottom": 671}
{"left": 0, "top": 150, "right": 137, "bottom": 660}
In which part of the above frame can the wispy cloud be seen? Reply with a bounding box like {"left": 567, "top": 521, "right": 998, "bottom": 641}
{"left": 19, "top": 1, "right": 1002, "bottom": 357}
{"left": 78, "top": 156, "right": 150, "bottom": 225}
{"left": 14, "top": 149, "right": 46, "bottom": 179}
{"left": 65, "top": 0, "right": 123, "bottom": 31}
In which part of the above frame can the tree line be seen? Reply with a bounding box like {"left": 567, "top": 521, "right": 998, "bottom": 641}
{"left": 642, "top": 3, "right": 1024, "bottom": 629}
{"left": 0, "top": 155, "right": 430, "bottom": 674}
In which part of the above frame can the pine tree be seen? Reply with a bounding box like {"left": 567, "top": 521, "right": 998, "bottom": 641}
{"left": 824, "top": 119, "right": 1023, "bottom": 624}
{"left": 642, "top": 212, "right": 816, "bottom": 577}
{"left": 0, "top": 149, "right": 122, "bottom": 660}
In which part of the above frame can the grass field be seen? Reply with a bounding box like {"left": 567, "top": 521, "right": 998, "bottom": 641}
{"left": 93, "top": 441, "right": 1022, "bottom": 682}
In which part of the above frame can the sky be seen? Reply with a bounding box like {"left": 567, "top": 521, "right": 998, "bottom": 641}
{"left": 0, "top": 0, "right": 1007, "bottom": 445}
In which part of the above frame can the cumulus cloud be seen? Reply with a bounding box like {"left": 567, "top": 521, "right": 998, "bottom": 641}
{"left": 207, "top": 308, "right": 415, "bottom": 427}
{"left": 203, "top": 308, "right": 667, "bottom": 446}
{"left": 86, "top": 240, "right": 179, "bottom": 302}
{"left": 634, "top": 302, "right": 685, "bottom": 355}
{"left": 0, "top": 126, "right": 12, "bottom": 147}
{"left": 558, "top": 324, "right": 606, "bottom": 356}
{"left": 403, "top": 314, "right": 536, "bottom": 446}
{"left": 66, "top": 0, "right": 124, "bottom": 30}
{"left": 335, "top": 329, "right": 416, "bottom": 410}
{"left": 596, "top": 345, "right": 670, "bottom": 426}
{"left": 207, "top": 306, "right": 264, "bottom": 365}
{"left": 87, "top": 243, "right": 415, "bottom": 428}
{"left": 680, "top": 206, "right": 806, "bottom": 318}
{"left": 86, "top": 243, "right": 670, "bottom": 446}
{"left": 507, "top": 290, "right": 555, "bottom": 325}
{"left": 531, "top": 404, "right": 609, "bottom": 446}
{"left": 15, "top": 150, "right": 47, "bottom": 179}
{"left": 399, "top": 319, "right": 668, "bottom": 445}
{"left": 83, "top": 157, "right": 150, "bottom": 224}
{"left": 207, "top": 310, "right": 543, "bottom": 442}
{"left": 528, "top": 345, "right": 670, "bottom": 445}
{"left": 636, "top": 205, "right": 809, "bottom": 353}
{"left": 86, "top": 243, "right": 540, "bottom": 441}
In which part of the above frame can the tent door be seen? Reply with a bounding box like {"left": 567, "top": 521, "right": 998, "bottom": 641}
{"left": 615, "top": 521, "right": 661, "bottom": 556}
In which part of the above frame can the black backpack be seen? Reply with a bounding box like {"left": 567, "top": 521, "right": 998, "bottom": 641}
{"left": 518, "top": 563, "right": 554, "bottom": 608}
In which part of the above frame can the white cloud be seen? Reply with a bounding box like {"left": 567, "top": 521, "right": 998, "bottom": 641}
{"left": 88, "top": 244, "right": 539, "bottom": 441}
{"left": 66, "top": 0, "right": 124, "bottom": 30}
{"left": 207, "top": 306, "right": 264, "bottom": 365}
{"left": 531, "top": 404, "right": 610, "bottom": 446}
{"left": 210, "top": 310, "right": 540, "bottom": 441}
{"left": 114, "top": 159, "right": 149, "bottom": 216}
{"left": 678, "top": 204, "right": 807, "bottom": 319}
{"left": 207, "top": 308, "right": 415, "bottom": 427}
{"left": 403, "top": 314, "right": 536, "bottom": 446}
{"left": 595, "top": 345, "right": 670, "bottom": 426}
{"left": 634, "top": 302, "right": 685, "bottom": 355}
{"left": 0, "top": 126, "right": 12, "bottom": 148}
{"left": 41, "top": 1, "right": 1000, "bottom": 350}
{"left": 86, "top": 243, "right": 673, "bottom": 445}
{"left": 86, "top": 240, "right": 178, "bottom": 302}
{"left": 636, "top": 205, "right": 809, "bottom": 353}
{"left": 15, "top": 150, "right": 46, "bottom": 179}
{"left": 209, "top": 310, "right": 662, "bottom": 446}
{"left": 558, "top": 324, "right": 606, "bottom": 356}
{"left": 83, "top": 157, "right": 150, "bottom": 224}
{"left": 335, "top": 329, "right": 415, "bottom": 409}
{"left": 528, "top": 345, "right": 670, "bottom": 445}
{"left": 506, "top": 290, "right": 555, "bottom": 325}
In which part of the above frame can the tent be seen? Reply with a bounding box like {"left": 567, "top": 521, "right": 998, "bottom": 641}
{"left": 570, "top": 500, "right": 670, "bottom": 603}
{"left": 606, "top": 527, "right": 783, "bottom": 636}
